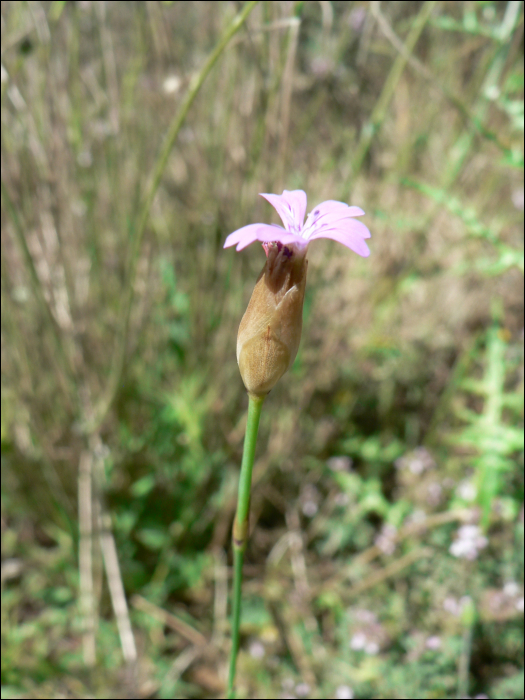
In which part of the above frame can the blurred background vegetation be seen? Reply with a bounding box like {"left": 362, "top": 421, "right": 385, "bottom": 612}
{"left": 1, "top": 1, "right": 523, "bottom": 698}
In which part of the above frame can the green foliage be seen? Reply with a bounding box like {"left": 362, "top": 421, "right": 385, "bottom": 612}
{"left": 449, "top": 325, "right": 524, "bottom": 526}
{"left": 490, "top": 671, "right": 525, "bottom": 700}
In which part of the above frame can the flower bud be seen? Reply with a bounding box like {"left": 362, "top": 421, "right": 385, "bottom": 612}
{"left": 237, "top": 243, "right": 308, "bottom": 397}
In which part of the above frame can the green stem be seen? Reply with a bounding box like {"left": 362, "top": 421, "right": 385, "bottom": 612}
{"left": 350, "top": 0, "right": 437, "bottom": 182}
{"left": 457, "top": 595, "right": 476, "bottom": 700}
{"left": 87, "top": 0, "right": 260, "bottom": 434}
{"left": 227, "top": 393, "right": 265, "bottom": 699}
{"left": 2, "top": 181, "right": 78, "bottom": 409}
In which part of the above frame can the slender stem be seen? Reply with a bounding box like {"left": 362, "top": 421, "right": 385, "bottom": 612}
{"left": 227, "top": 393, "right": 265, "bottom": 699}
{"left": 87, "top": 0, "right": 260, "bottom": 434}
{"left": 228, "top": 547, "right": 245, "bottom": 700}
{"left": 350, "top": 0, "right": 437, "bottom": 181}
{"left": 457, "top": 595, "right": 476, "bottom": 700}
{"left": 2, "top": 180, "right": 78, "bottom": 407}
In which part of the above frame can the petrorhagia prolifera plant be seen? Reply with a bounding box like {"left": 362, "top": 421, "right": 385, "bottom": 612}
{"left": 224, "top": 189, "right": 370, "bottom": 697}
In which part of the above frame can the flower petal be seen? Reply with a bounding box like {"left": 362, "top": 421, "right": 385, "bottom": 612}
{"left": 260, "top": 190, "right": 307, "bottom": 233}
{"left": 304, "top": 201, "right": 368, "bottom": 236}
{"left": 251, "top": 228, "right": 304, "bottom": 246}
{"left": 309, "top": 200, "right": 365, "bottom": 218}
{"left": 316, "top": 216, "right": 371, "bottom": 240}
{"left": 304, "top": 201, "right": 371, "bottom": 243}
{"left": 224, "top": 223, "right": 305, "bottom": 251}
{"left": 224, "top": 223, "right": 283, "bottom": 250}
{"left": 308, "top": 227, "right": 371, "bottom": 257}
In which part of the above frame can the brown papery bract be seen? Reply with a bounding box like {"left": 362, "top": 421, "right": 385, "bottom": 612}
{"left": 236, "top": 244, "right": 308, "bottom": 397}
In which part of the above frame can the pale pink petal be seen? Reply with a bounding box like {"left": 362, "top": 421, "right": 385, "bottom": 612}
{"left": 309, "top": 200, "right": 365, "bottom": 218}
{"left": 224, "top": 223, "right": 283, "bottom": 250}
{"left": 260, "top": 190, "right": 307, "bottom": 232}
{"left": 304, "top": 201, "right": 368, "bottom": 238}
{"left": 308, "top": 227, "right": 371, "bottom": 257}
{"left": 246, "top": 229, "right": 304, "bottom": 250}
{"left": 281, "top": 190, "right": 308, "bottom": 224}
{"left": 309, "top": 214, "right": 371, "bottom": 240}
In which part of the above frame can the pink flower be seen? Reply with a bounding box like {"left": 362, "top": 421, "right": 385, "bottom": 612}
{"left": 224, "top": 189, "right": 371, "bottom": 257}
{"left": 228, "top": 189, "right": 371, "bottom": 396}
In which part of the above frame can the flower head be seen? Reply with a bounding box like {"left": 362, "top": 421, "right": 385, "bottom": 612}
{"left": 224, "top": 189, "right": 371, "bottom": 257}
{"left": 449, "top": 525, "right": 488, "bottom": 560}
{"left": 226, "top": 189, "right": 371, "bottom": 396}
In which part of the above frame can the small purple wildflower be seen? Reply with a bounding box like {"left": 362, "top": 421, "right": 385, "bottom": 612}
{"left": 335, "top": 686, "right": 354, "bottom": 700}
{"left": 295, "top": 682, "right": 311, "bottom": 697}
{"left": 375, "top": 524, "right": 397, "bottom": 555}
{"left": 449, "top": 524, "right": 488, "bottom": 560}
{"left": 224, "top": 189, "right": 371, "bottom": 257}
{"left": 248, "top": 640, "right": 265, "bottom": 659}
{"left": 425, "top": 635, "right": 442, "bottom": 650}
{"left": 443, "top": 596, "right": 462, "bottom": 616}
{"left": 349, "top": 632, "right": 367, "bottom": 650}
{"left": 327, "top": 456, "right": 353, "bottom": 472}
